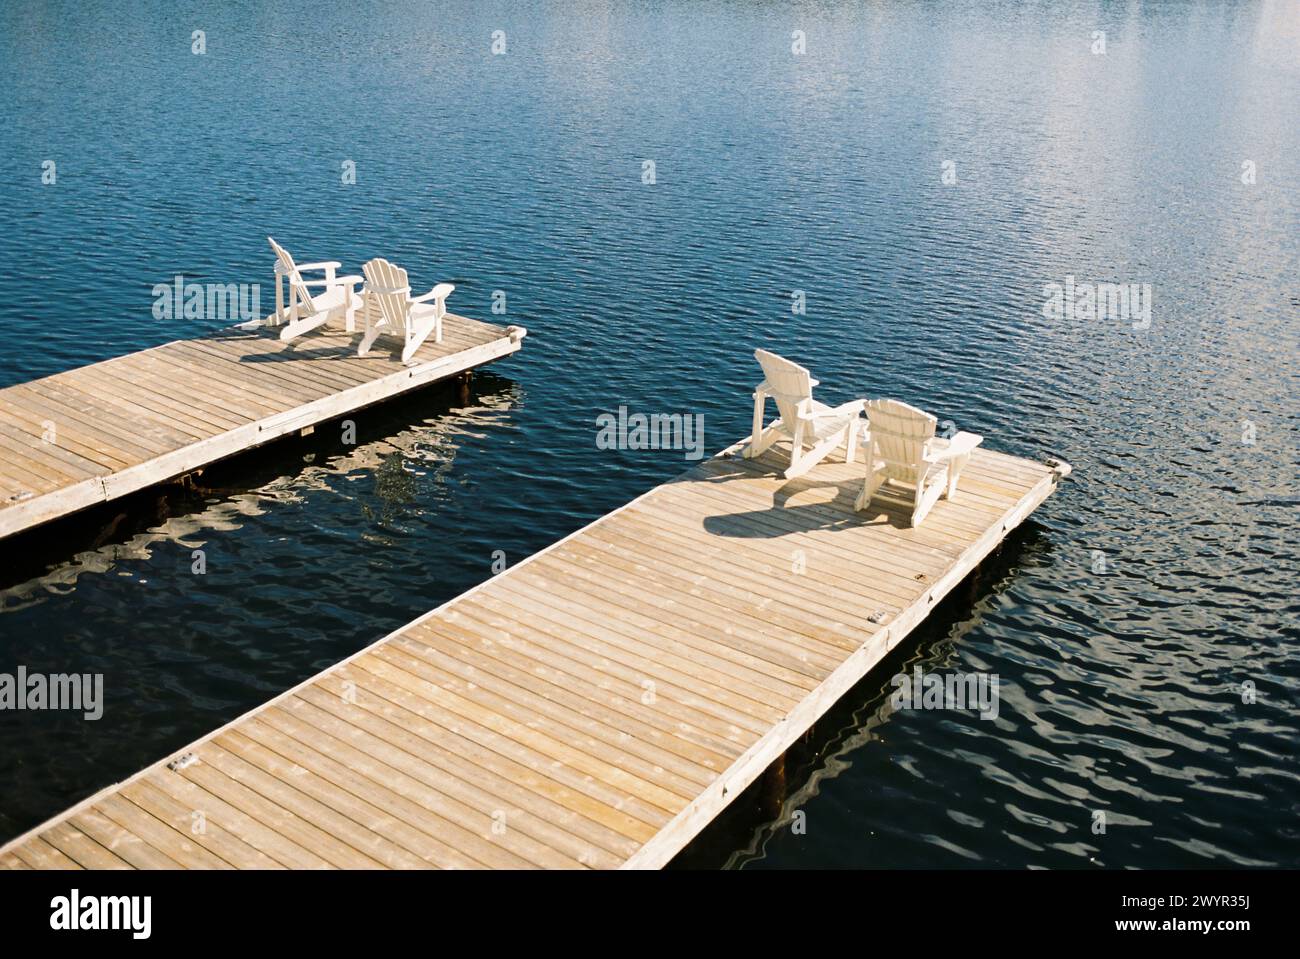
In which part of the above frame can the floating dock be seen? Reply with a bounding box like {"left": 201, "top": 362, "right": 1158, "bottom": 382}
{"left": 0, "top": 430, "right": 1070, "bottom": 869}
{"left": 0, "top": 315, "right": 526, "bottom": 540}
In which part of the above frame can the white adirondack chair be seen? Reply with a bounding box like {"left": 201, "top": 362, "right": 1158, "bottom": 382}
{"left": 745, "top": 349, "right": 865, "bottom": 479}
{"left": 267, "top": 237, "right": 362, "bottom": 341}
{"left": 358, "top": 257, "right": 454, "bottom": 365}
{"left": 855, "top": 398, "right": 983, "bottom": 526}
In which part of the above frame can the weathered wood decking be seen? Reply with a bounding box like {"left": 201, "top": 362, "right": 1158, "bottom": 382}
{"left": 0, "top": 433, "right": 1069, "bottom": 869}
{"left": 0, "top": 315, "right": 526, "bottom": 539}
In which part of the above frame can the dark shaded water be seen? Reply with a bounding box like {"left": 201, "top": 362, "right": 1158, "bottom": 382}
{"left": 0, "top": 1, "right": 1296, "bottom": 867}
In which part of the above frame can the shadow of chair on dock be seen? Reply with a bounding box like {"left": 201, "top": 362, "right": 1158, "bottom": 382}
{"left": 211, "top": 327, "right": 391, "bottom": 365}
{"left": 695, "top": 451, "right": 922, "bottom": 539}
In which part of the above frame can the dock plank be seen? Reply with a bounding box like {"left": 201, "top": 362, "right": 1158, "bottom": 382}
{"left": 9, "top": 836, "right": 84, "bottom": 870}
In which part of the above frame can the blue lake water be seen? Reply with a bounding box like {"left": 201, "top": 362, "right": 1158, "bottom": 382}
{"left": 0, "top": 0, "right": 1297, "bottom": 867}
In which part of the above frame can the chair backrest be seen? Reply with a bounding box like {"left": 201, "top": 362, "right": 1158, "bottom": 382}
{"left": 362, "top": 257, "right": 413, "bottom": 334}
{"left": 866, "top": 398, "right": 936, "bottom": 486}
{"left": 268, "top": 236, "right": 319, "bottom": 314}
{"left": 755, "top": 349, "right": 814, "bottom": 428}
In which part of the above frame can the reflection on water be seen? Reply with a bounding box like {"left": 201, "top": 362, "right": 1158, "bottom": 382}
{"left": 0, "top": 385, "right": 514, "bottom": 612}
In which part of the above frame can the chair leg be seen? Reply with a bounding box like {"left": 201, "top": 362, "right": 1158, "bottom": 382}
{"left": 784, "top": 421, "right": 808, "bottom": 477}
{"left": 786, "top": 444, "right": 802, "bottom": 477}
{"left": 279, "top": 296, "right": 300, "bottom": 340}
{"left": 855, "top": 471, "right": 881, "bottom": 512}
{"left": 357, "top": 328, "right": 380, "bottom": 357}
{"left": 945, "top": 453, "right": 972, "bottom": 498}
{"left": 402, "top": 316, "right": 440, "bottom": 366}
{"left": 402, "top": 329, "right": 418, "bottom": 365}
{"left": 844, "top": 421, "right": 859, "bottom": 463}
{"left": 911, "top": 473, "right": 947, "bottom": 526}
{"left": 745, "top": 395, "right": 768, "bottom": 458}
{"left": 273, "top": 273, "right": 285, "bottom": 328}
{"left": 749, "top": 425, "right": 779, "bottom": 457}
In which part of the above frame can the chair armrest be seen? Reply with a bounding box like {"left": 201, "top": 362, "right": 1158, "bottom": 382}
{"left": 302, "top": 274, "right": 362, "bottom": 288}
{"left": 821, "top": 399, "right": 865, "bottom": 418}
{"left": 799, "top": 398, "right": 864, "bottom": 423}
{"left": 927, "top": 431, "right": 983, "bottom": 462}
{"left": 411, "top": 282, "right": 455, "bottom": 304}
{"left": 361, "top": 282, "right": 410, "bottom": 296}
{"left": 295, "top": 261, "right": 342, "bottom": 272}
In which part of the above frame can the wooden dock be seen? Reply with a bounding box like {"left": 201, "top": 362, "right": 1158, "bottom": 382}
{"left": 0, "top": 315, "right": 526, "bottom": 540}
{"left": 0, "top": 429, "right": 1070, "bottom": 869}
